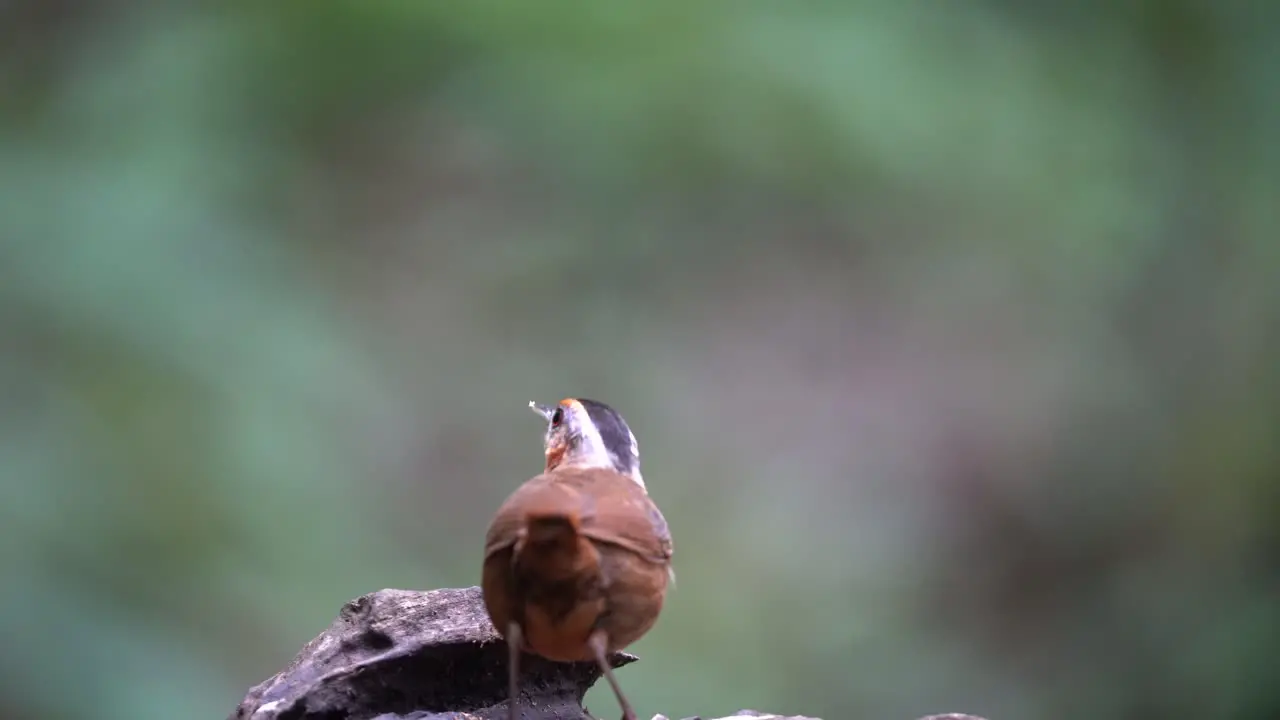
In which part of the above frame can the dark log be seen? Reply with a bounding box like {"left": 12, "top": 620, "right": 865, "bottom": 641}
{"left": 228, "top": 585, "right": 985, "bottom": 720}
{"left": 229, "top": 586, "right": 626, "bottom": 720}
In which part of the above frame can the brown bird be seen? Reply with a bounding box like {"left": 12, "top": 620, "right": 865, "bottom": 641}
{"left": 482, "top": 397, "right": 674, "bottom": 720}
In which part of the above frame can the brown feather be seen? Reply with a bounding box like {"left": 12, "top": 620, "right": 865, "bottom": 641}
{"left": 481, "top": 466, "right": 673, "bottom": 663}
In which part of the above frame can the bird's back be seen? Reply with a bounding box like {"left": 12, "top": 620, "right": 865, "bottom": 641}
{"left": 482, "top": 467, "right": 673, "bottom": 660}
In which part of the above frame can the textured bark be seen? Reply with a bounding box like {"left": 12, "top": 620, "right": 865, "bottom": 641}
{"left": 229, "top": 586, "right": 626, "bottom": 720}
{"left": 228, "top": 586, "right": 985, "bottom": 720}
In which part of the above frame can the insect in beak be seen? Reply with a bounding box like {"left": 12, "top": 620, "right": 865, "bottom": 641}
{"left": 529, "top": 401, "right": 554, "bottom": 420}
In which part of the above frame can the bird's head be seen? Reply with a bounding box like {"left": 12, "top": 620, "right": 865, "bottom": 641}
{"left": 529, "top": 397, "right": 644, "bottom": 489}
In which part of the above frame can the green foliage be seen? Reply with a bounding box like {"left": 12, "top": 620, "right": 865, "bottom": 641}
{"left": 1, "top": 2, "right": 1276, "bottom": 719}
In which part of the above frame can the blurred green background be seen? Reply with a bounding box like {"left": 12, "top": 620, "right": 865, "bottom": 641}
{"left": 2, "top": 2, "right": 1277, "bottom": 719}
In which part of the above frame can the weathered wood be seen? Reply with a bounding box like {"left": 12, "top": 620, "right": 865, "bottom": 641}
{"left": 655, "top": 707, "right": 824, "bottom": 712}
{"left": 230, "top": 586, "right": 632, "bottom": 720}
{"left": 229, "top": 585, "right": 985, "bottom": 720}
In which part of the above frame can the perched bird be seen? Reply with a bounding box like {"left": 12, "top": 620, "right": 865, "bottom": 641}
{"left": 482, "top": 398, "right": 674, "bottom": 720}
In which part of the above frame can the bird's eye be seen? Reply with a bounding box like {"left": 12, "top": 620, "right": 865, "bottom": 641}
{"left": 550, "top": 407, "right": 564, "bottom": 427}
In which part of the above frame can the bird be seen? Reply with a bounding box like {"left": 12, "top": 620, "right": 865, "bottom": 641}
{"left": 481, "top": 397, "right": 674, "bottom": 720}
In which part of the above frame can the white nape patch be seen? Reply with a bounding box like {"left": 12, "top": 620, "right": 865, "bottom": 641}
{"left": 624, "top": 426, "right": 646, "bottom": 490}
{"left": 561, "top": 404, "right": 647, "bottom": 490}
{"left": 605, "top": 424, "right": 645, "bottom": 490}
{"left": 570, "top": 405, "right": 612, "bottom": 467}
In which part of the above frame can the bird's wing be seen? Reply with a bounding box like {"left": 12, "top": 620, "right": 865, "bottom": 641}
{"left": 562, "top": 468, "right": 674, "bottom": 565}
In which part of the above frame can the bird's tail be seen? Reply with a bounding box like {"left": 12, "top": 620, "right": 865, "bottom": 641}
{"left": 524, "top": 510, "right": 580, "bottom": 545}
{"left": 516, "top": 503, "right": 595, "bottom": 582}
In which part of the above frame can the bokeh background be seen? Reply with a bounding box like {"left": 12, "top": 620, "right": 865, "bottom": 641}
{"left": 2, "top": 2, "right": 1277, "bottom": 719}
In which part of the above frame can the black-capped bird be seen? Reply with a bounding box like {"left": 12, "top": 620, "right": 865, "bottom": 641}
{"left": 482, "top": 398, "right": 673, "bottom": 720}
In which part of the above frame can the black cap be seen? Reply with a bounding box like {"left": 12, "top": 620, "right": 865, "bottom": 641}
{"left": 576, "top": 398, "right": 639, "bottom": 474}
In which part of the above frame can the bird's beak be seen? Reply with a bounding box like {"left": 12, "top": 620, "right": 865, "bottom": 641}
{"left": 529, "top": 401, "right": 553, "bottom": 420}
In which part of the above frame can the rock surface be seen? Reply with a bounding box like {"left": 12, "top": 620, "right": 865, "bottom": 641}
{"left": 229, "top": 586, "right": 627, "bottom": 720}
{"left": 229, "top": 585, "right": 985, "bottom": 720}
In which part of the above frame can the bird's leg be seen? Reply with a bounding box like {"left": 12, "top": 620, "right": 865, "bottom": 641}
{"left": 587, "top": 628, "right": 636, "bottom": 720}
{"left": 507, "top": 621, "right": 522, "bottom": 720}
